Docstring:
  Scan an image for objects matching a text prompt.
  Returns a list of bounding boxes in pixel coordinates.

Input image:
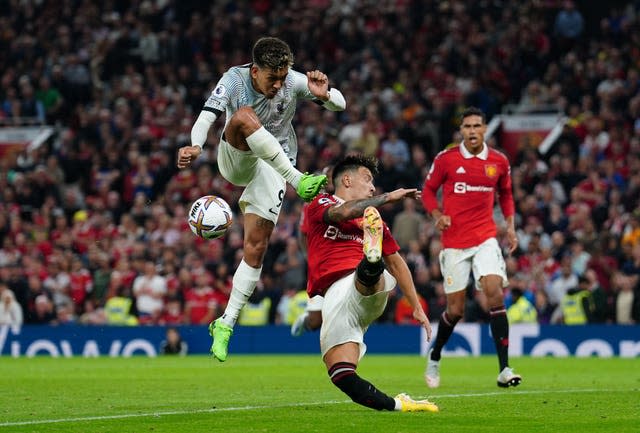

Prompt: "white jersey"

[204,64,316,163]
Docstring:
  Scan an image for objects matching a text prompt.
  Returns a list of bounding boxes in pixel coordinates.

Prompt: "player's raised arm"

[306,70,346,111]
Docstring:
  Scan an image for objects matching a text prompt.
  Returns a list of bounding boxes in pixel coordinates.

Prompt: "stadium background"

[0,0,639,353]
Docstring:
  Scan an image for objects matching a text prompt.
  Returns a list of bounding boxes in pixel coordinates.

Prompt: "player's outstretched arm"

[386,188,420,202]
[325,189,419,224]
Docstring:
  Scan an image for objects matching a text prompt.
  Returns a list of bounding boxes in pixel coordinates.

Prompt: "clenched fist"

[177,145,202,169]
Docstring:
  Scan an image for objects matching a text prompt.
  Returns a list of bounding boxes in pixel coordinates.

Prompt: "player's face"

[460,114,487,154]
[251,65,288,99]
[351,167,376,199]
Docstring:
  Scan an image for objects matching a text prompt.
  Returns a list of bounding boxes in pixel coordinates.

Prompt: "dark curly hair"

[252,37,294,70]
[331,154,379,186]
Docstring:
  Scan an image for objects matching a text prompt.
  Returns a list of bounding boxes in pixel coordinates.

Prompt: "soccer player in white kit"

[422,107,521,388]
[176,37,346,361]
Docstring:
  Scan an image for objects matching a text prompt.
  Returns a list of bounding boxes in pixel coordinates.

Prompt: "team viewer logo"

[454,182,466,193]
[484,164,497,178]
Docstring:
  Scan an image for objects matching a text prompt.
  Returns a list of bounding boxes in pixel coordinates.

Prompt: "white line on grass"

[0,388,626,428]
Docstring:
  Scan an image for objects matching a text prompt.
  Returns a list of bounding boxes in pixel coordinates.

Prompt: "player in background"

[305,154,438,412]
[422,107,521,388]
[290,165,334,337]
[176,37,346,362]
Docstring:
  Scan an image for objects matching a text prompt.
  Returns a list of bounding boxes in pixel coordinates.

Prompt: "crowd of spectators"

[0,0,639,328]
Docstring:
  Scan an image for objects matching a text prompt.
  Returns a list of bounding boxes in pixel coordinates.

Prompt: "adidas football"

[188,195,233,239]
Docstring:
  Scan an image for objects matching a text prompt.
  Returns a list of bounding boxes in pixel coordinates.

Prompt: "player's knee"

[446,291,465,319]
[480,275,503,291]
[486,293,505,308]
[242,236,270,266]
[446,306,464,322]
[243,242,268,266]
[229,106,260,131]
[355,258,384,287]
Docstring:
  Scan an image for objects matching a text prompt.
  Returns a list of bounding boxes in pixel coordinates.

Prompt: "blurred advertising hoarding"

[1,324,638,358]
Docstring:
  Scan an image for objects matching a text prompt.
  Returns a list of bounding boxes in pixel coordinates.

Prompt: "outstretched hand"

[177,145,202,169]
[387,188,421,202]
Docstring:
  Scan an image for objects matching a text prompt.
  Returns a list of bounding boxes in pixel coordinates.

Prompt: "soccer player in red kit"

[422,107,521,388]
[305,154,438,412]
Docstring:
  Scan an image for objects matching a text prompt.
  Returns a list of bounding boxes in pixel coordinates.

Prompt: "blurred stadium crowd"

[0,0,639,328]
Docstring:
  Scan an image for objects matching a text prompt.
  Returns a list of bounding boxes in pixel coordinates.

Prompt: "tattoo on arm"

[325,193,388,223]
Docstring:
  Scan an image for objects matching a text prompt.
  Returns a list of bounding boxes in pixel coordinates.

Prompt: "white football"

[188,195,233,239]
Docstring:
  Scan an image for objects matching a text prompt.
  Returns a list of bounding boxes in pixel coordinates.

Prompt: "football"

[188,195,234,239]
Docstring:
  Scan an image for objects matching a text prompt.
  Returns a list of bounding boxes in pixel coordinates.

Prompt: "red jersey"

[300,203,310,235]
[305,193,400,297]
[422,143,515,249]
[184,286,219,324]
[69,269,93,307]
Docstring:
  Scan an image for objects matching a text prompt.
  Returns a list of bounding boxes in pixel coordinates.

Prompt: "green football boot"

[296,173,327,202]
[209,318,233,362]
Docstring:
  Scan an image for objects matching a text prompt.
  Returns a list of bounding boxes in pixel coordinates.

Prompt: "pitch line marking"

[0,388,631,428]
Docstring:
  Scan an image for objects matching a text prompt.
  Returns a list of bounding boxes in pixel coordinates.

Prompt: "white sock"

[299,311,309,328]
[219,259,262,327]
[246,127,302,187]
[393,398,402,411]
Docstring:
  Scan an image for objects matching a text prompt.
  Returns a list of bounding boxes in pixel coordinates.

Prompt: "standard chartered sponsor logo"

[453,182,494,193]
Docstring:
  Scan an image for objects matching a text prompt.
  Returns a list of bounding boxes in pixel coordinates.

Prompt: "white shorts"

[217,137,286,224]
[439,237,508,294]
[319,270,396,360]
[306,295,323,312]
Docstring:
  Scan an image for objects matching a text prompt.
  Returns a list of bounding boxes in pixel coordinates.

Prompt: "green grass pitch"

[0,355,638,432]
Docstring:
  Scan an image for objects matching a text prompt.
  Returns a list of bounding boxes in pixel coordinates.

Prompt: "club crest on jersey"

[484,164,498,178]
[213,84,226,97]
